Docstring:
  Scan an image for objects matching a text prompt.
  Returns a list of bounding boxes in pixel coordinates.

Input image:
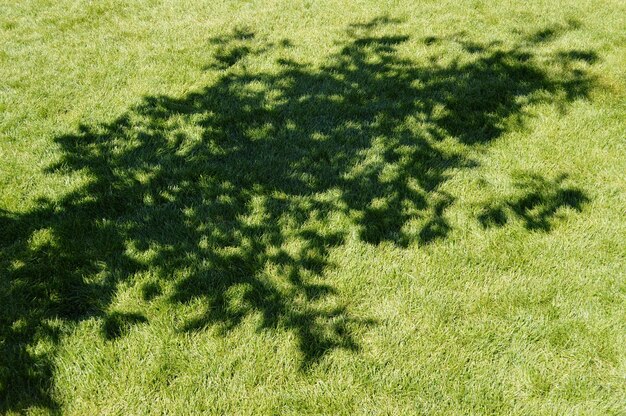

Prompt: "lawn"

[1,0,625,414]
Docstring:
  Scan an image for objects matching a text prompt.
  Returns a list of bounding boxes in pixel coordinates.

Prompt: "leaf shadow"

[0,17,598,412]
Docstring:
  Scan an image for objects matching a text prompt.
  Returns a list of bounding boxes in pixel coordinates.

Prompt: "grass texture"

[1,0,625,414]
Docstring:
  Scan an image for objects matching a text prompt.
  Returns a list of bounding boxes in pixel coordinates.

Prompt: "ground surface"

[1,0,625,414]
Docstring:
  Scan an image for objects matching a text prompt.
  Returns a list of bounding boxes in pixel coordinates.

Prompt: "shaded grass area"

[0,5,623,414]
[478,172,589,231]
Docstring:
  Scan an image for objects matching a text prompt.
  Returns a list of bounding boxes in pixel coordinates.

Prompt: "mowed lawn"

[1,0,625,414]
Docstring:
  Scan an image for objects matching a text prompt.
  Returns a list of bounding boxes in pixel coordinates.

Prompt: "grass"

[1,0,625,414]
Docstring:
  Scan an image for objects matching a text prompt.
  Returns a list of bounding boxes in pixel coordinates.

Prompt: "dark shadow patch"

[423,36,439,46]
[214,45,252,68]
[418,193,454,244]
[141,281,162,301]
[102,312,148,340]
[478,173,589,231]
[556,50,599,64]
[525,19,581,44]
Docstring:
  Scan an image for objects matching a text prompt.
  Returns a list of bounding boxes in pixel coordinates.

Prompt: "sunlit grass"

[1,0,625,414]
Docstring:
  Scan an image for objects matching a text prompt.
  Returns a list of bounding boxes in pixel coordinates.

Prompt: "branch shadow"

[478,172,589,231]
[0,17,596,412]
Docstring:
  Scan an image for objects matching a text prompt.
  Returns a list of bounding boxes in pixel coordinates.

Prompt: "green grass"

[1,0,625,414]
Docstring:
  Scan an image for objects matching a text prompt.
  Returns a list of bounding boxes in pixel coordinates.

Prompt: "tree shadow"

[478,172,589,231]
[102,311,148,340]
[0,17,596,412]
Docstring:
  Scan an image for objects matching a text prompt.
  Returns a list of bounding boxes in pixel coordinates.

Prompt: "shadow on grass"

[478,172,589,230]
[0,17,595,411]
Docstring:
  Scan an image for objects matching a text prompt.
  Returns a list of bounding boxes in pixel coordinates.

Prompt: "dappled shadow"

[102,311,147,340]
[0,17,596,411]
[478,172,589,231]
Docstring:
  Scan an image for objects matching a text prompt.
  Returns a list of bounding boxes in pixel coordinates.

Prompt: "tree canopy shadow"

[0,17,595,412]
[478,172,589,231]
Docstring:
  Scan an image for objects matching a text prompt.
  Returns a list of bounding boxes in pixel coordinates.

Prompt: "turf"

[1,0,625,414]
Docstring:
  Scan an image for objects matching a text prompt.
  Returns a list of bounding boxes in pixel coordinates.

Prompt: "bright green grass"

[1,0,625,414]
